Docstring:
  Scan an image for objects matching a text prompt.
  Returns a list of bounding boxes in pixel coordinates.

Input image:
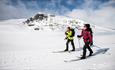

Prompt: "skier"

[64,27,75,51]
[77,24,93,59]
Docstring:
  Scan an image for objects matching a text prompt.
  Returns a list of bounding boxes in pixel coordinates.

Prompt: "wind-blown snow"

[0,19,115,70]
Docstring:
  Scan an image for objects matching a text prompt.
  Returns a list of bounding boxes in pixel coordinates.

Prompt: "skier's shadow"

[92,48,109,56]
[64,48,110,62]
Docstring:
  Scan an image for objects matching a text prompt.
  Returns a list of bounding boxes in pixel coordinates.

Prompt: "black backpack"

[71,28,75,37]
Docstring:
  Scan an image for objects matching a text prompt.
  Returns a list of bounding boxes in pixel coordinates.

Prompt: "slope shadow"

[93,48,109,56]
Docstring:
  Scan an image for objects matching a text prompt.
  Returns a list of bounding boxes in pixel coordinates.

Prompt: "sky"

[0,0,115,28]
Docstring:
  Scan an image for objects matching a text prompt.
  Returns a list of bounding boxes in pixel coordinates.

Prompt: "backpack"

[71,28,75,37]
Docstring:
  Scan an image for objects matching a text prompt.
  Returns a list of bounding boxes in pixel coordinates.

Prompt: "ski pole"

[78,38,81,48]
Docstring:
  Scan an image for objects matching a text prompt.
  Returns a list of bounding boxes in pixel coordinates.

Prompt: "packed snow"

[0,18,115,70]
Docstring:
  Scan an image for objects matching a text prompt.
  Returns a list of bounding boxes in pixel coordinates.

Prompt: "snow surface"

[0,19,115,70]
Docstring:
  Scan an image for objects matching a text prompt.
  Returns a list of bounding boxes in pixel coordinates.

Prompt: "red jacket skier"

[77,24,93,59]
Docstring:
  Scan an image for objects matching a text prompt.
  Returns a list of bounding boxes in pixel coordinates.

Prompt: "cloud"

[66,0,115,28]
[0,0,70,20]
[42,0,70,15]
[66,0,74,5]
[0,0,38,20]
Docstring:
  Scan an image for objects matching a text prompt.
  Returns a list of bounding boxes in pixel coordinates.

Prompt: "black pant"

[82,42,93,57]
[65,39,75,50]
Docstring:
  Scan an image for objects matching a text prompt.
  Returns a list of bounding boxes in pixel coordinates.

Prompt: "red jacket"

[80,29,92,43]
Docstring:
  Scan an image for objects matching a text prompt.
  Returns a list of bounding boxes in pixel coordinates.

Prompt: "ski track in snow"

[0,20,115,70]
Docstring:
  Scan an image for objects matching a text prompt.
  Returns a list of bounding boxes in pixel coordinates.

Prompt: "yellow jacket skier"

[65,27,75,51]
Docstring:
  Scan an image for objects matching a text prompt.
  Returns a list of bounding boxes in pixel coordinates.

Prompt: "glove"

[90,42,93,46]
[77,35,81,38]
[65,32,68,35]
[64,37,67,40]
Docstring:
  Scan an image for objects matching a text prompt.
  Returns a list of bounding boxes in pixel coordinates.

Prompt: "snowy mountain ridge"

[23,13,85,31]
[22,13,115,32]
[0,12,114,32]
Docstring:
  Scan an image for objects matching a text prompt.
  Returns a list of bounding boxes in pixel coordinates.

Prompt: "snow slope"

[0,19,115,70]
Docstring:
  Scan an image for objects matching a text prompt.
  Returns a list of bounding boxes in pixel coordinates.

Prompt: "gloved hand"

[64,37,67,40]
[77,35,81,38]
[65,32,68,35]
[90,42,93,46]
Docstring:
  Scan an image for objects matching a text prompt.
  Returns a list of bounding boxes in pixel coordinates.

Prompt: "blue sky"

[0,0,115,28]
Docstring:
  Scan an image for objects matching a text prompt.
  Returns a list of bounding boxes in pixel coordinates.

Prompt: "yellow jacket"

[66,31,74,40]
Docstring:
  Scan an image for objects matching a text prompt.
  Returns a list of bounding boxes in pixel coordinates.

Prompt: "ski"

[52,50,69,53]
[64,55,95,62]
[64,57,85,62]
[52,50,75,53]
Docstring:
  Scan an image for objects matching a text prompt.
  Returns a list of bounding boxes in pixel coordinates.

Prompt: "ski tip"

[64,60,69,62]
[64,60,67,62]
